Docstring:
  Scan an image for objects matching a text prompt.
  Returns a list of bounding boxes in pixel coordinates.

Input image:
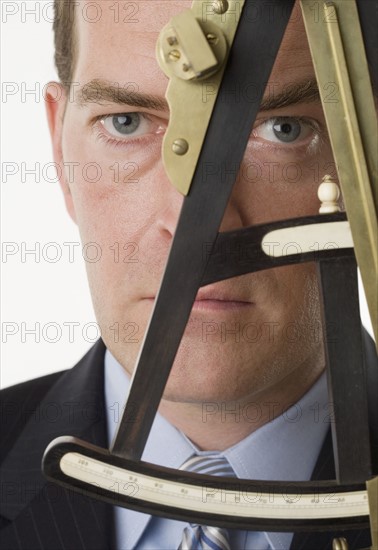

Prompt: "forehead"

[73,0,313,93]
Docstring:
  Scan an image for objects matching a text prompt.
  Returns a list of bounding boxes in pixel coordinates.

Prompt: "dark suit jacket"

[1,337,377,550]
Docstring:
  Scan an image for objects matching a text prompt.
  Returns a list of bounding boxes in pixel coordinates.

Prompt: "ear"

[45,82,77,224]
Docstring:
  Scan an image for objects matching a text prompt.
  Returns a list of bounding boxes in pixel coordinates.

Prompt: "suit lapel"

[0,339,114,549]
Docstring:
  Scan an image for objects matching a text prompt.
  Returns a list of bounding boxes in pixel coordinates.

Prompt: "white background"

[1,1,96,388]
[0,1,374,388]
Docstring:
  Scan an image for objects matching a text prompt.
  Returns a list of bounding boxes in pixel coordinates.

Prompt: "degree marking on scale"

[59,452,369,520]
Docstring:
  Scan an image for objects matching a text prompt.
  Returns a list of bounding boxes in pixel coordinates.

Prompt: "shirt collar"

[222,373,329,550]
[223,372,329,481]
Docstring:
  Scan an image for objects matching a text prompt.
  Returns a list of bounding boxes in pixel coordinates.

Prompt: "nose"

[218,170,250,232]
[219,193,246,232]
[156,167,248,240]
[156,168,184,239]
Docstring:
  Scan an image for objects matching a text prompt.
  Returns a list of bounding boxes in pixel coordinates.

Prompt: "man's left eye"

[253,117,315,144]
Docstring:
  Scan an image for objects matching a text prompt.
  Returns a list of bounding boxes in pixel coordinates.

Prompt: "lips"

[144,286,253,311]
[193,291,253,311]
[195,288,252,304]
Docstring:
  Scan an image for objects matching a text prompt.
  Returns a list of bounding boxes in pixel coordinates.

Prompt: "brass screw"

[206,33,218,45]
[332,538,349,550]
[172,138,189,156]
[167,36,178,46]
[168,49,181,62]
[212,0,229,14]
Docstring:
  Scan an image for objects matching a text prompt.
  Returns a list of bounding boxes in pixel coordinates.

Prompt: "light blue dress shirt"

[104,351,330,549]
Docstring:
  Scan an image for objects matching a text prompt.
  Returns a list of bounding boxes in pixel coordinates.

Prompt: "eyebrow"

[76,79,168,110]
[76,78,320,111]
[259,79,320,111]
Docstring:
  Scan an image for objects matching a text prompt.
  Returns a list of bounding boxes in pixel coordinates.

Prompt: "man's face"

[49,0,334,406]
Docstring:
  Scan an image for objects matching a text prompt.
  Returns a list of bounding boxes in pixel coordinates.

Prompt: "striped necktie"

[178,455,236,550]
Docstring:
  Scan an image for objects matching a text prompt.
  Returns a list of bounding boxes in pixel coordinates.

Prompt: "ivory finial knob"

[318,175,341,214]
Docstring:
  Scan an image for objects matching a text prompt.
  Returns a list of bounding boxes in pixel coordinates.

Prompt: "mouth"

[193,289,253,311]
[144,289,253,312]
[191,298,253,311]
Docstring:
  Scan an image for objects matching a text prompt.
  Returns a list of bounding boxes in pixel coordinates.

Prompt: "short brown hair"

[53,1,76,88]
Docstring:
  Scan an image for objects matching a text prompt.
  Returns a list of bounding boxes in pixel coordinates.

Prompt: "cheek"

[276,263,321,338]
[250,262,319,330]
[234,142,336,224]
[60,110,174,313]
[61,113,163,244]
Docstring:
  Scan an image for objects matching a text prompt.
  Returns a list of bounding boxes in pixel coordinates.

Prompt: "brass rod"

[301,0,378,342]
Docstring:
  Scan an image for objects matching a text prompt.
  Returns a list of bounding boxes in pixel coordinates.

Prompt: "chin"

[162,372,249,405]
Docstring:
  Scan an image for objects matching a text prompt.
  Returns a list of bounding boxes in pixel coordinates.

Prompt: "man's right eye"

[93,112,166,147]
[101,113,145,137]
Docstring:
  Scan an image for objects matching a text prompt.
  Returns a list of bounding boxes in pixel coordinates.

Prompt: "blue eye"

[111,113,141,135]
[95,112,166,146]
[272,118,301,143]
[100,112,150,139]
[253,117,315,145]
